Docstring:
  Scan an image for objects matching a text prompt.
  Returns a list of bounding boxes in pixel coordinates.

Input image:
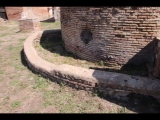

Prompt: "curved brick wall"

[60,7,160,68]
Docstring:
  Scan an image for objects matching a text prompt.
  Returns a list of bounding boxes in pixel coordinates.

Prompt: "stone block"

[18,19,41,31]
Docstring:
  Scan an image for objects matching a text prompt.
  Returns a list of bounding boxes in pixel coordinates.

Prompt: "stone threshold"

[23,30,160,99]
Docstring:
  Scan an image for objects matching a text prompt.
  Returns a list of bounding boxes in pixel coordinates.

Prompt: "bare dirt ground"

[0,20,160,113]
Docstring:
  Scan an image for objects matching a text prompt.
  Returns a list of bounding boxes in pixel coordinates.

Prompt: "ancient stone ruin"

[22,6,160,100]
[4,7,53,21]
[16,7,60,31]
[60,7,160,78]
[54,7,60,21]
[18,11,41,31]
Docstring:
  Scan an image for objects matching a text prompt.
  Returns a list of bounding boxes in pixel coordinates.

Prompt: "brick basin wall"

[23,30,160,99]
[60,7,160,69]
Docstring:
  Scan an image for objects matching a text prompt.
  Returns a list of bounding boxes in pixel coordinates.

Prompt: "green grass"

[32,76,49,90]
[54,53,60,57]
[13,64,25,71]
[11,101,21,108]
[7,45,14,51]
[40,21,61,30]
[59,81,66,89]
[0,26,9,31]
[10,80,20,86]
[39,82,111,113]
[0,33,8,37]
[118,107,126,113]
[99,61,104,66]
[0,70,4,74]
[19,38,26,41]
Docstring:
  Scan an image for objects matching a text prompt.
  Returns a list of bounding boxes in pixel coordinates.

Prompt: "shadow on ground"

[99,91,160,113]
[20,49,28,67]
[40,29,83,60]
[40,17,55,22]
[20,30,160,113]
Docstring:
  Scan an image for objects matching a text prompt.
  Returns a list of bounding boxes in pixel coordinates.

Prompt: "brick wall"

[23,7,50,20]
[60,7,160,69]
[5,7,23,20]
[5,7,52,21]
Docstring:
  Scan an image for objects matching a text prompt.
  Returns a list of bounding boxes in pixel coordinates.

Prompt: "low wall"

[23,30,160,99]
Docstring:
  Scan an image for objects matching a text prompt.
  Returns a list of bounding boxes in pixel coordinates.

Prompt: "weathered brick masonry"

[5,7,23,20]
[60,7,160,69]
[5,7,52,21]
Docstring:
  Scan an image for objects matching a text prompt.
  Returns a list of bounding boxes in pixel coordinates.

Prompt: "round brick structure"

[60,7,160,69]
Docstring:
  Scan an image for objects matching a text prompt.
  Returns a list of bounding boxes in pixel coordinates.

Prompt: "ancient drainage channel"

[23,30,160,102]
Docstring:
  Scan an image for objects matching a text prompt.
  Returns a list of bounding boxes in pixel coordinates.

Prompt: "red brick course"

[60,7,160,69]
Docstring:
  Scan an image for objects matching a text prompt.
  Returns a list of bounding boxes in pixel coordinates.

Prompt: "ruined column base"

[18,18,41,31]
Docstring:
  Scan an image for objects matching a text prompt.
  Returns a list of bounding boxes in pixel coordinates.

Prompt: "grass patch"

[19,38,26,41]
[32,76,49,90]
[7,45,14,51]
[43,100,53,108]
[99,61,105,66]
[19,30,29,33]
[10,80,20,86]
[118,107,126,113]
[0,70,4,74]
[0,33,8,37]
[11,101,21,108]
[14,64,25,71]
[40,21,61,30]
[0,26,9,31]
